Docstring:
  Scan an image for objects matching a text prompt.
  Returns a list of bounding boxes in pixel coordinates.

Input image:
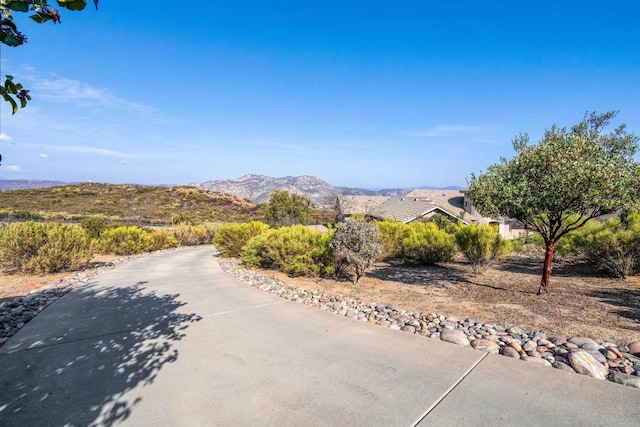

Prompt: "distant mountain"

[335,187,407,197]
[200,174,338,205]
[200,174,463,205]
[0,179,67,191]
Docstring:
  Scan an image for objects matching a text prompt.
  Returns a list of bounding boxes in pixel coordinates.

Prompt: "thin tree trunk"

[537,242,555,295]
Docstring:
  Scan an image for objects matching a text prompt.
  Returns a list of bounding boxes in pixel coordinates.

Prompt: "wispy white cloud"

[7,165,22,172]
[0,133,13,143]
[38,153,50,158]
[405,125,486,138]
[20,68,157,114]
[20,142,134,159]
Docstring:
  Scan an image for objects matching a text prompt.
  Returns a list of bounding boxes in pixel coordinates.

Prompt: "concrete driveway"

[0,246,637,426]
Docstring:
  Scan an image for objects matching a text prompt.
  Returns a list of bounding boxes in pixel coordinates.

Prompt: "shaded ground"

[0,254,120,302]
[262,254,640,345]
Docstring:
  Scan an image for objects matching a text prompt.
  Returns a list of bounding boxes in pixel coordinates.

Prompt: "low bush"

[241,225,333,277]
[400,222,456,265]
[213,221,270,257]
[376,220,409,260]
[455,224,511,274]
[80,215,123,240]
[170,223,220,246]
[0,221,92,274]
[98,226,157,255]
[574,215,640,278]
[330,218,382,284]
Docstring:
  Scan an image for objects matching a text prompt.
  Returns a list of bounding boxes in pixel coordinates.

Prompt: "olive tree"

[263,190,311,227]
[467,111,640,294]
[1,0,98,113]
[330,217,382,285]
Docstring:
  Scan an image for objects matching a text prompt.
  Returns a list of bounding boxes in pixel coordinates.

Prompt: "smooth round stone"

[508,326,526,336]
[607,347,624,359]
[538,339,555,349]
[440,329,470,346]
[568,350,608,380]
[500,347,521,359]
[471,339,500,353]
[568,336,597,347]
[604,350,618,360]
[565,343,579,350]
[527,350,542,358]
[509,341,522,353]
[627,341,640,356]
[548,336,567,346]
[523,340,537,352]
[587,350,607,364]
[580,342,604,351]
[609,371,640,389]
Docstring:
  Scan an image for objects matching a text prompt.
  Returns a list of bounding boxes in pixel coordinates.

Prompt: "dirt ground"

[0,255,121,303]
[2,252,639,346]
[263,254,640,346]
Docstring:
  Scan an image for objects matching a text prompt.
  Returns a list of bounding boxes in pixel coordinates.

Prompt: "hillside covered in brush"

[0,183,259,224]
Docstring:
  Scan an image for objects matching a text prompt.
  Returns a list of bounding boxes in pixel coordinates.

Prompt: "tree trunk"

[537,242,555,295]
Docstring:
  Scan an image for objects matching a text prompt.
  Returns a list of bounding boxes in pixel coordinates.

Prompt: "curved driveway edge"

[0,246,637,426]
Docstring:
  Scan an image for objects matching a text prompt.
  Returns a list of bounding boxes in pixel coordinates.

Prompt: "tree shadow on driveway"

[0,282,201,426]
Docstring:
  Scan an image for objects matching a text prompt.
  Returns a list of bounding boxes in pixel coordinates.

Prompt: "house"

[335,189,526,238]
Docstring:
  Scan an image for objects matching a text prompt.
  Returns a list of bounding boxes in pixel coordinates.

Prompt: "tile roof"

[336,195,389,215]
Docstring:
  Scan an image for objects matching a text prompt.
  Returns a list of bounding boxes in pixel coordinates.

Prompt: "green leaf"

[19,96,27,108]
[30,13,52,24]
[5,1,29,12]
[7,95,18,114]
[0,34,22,47]
[57,0,87,11]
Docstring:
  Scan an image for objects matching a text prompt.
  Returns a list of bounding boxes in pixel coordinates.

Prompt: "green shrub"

[150,229,180,251]
[400,222,456,265]
[80,215,123,240]
[241,225,333,277]
[213,221,270,257]
[376,220,409,260]
[170,223,219,246]
[455,224,511,274]
[98,226,156,255]
[574,215,640,278]
[0,221,92,274]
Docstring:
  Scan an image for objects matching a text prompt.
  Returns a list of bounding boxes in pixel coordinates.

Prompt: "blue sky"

[1,1,639,188]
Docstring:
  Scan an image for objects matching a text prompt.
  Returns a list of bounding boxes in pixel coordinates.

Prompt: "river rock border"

[219,257,640,390]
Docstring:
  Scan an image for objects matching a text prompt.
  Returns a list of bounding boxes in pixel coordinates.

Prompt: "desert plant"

[454,224,512,274]
[150,229,180,251]
[329,218,382,284]
[400,222,456,265]
[375,220,409,260]
[98,226,156,255]
[241,225,333,277]
[0,221,92,274]
[574,215,640,278]
[80,215,123,240]
[212,221,270,257]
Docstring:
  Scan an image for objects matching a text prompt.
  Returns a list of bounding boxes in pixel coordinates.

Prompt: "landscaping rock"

[627,341,640,356]
[569,351,608,380]
[440,329,470,347]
